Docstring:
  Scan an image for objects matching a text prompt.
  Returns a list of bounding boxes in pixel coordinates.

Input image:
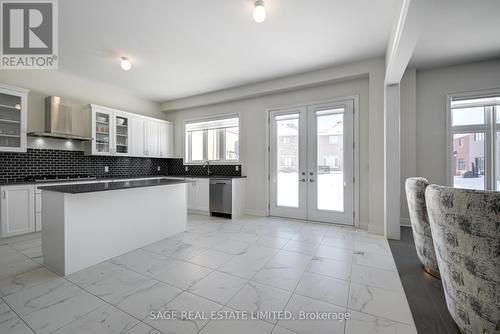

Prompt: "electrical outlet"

[235,165,239,171]
[104,166,109,173]
[157,166,161,171]
[185,166,189,172]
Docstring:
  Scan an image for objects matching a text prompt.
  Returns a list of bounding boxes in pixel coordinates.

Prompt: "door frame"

[265,95,360,227]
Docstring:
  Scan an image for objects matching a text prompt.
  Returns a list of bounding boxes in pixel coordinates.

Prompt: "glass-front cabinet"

[89,104,172,158]
[0,85,28,152]
[94,109,111,154]
[114,113,129,155]
[90,105,131,156]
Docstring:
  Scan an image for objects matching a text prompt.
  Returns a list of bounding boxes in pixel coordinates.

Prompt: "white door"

[1,185,35,237]
[269,108,308,219]
[269,100,355,225]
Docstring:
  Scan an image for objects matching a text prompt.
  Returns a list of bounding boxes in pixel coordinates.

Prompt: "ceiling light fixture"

[120,57,132,71]
[253,0,266,23]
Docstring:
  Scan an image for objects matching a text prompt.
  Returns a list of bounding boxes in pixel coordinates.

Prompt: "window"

[185,116,239,163]
[474,133,484,142]
[449,93,500,190]
[457,158,466,171]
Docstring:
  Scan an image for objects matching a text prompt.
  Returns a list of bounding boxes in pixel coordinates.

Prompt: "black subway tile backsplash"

[167,158,241,177]
[0,149,241,184]
[0,149,168,183]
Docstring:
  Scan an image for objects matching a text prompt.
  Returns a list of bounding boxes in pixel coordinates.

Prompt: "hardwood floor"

[388,226,459,334]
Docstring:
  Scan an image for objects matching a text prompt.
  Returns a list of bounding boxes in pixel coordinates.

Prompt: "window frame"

[183,114,241,165]
[446,89,500,190]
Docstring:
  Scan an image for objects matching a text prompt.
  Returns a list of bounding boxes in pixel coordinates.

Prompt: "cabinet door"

[130,116,145,157]
[195,178,210,212]
[1,185,35,238]
[159,122,173,158]
[114,112,130,156]
[0,86,28,152]
[187,179,196,210]
[145,120,159,157]
[92,107,112,155]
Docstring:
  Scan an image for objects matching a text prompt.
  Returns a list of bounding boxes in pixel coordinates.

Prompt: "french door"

[269,100,354,225]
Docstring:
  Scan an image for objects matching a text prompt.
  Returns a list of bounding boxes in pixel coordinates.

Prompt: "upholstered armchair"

[405,177,440,278]
[425,185,500,334]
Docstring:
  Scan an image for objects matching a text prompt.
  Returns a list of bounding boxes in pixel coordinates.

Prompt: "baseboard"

[244,209,267,217]
[188,209,209,216]
[400,218,411,227]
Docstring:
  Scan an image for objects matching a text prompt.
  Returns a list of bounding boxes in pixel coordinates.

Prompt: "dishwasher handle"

[210,179,232,185]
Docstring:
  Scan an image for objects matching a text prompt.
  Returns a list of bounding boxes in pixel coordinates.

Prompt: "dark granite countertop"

[167,175,247,179]
[38,178,188,194]
[0,174,247,186]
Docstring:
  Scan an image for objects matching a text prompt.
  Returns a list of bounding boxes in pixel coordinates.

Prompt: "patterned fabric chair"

[405,177,440,278]
[425,185,500,334]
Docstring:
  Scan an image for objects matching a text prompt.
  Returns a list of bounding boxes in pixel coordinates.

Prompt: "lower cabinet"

[0,185,35,238]
[187,178,210,214]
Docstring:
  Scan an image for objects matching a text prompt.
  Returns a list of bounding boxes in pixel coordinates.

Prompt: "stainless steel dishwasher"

[209,179,232,218]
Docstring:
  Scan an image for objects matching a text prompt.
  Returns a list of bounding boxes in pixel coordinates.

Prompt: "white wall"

[415,59,500,187]
[164,76,383,231]
[399,68,416,225]
[0,70,163,134]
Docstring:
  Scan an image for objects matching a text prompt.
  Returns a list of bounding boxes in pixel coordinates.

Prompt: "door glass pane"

[0,93,21,148]
[95,112,110,153]
[452,133,485,190]
[452,107,484,126]
[115,116,128,154]
[276,114,299,208]
[316,110,344,212]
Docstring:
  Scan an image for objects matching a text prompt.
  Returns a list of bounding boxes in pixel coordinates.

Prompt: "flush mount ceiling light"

[120,57,132,71]
[15,103,21,110]
[253,0,266,23]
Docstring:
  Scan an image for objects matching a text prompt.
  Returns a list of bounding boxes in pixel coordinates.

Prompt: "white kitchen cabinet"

[186,178,210,214]
[0,84,28,152]
[90,105,131,156]
[0,185,35,238]
[159,121,173,158]
[145,119,160,157]
[130,116,145,157]
[89,104,173,159]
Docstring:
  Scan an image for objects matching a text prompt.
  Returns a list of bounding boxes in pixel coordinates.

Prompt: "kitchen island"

[39,178,188,275]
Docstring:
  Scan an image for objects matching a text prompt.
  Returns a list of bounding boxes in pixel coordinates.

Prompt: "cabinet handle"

[2,191,6,199]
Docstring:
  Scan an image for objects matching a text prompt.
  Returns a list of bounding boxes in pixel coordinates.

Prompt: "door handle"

[299,179,306,182]
[309,179,315,182]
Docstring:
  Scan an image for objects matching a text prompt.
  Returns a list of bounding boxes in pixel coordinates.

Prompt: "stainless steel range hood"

[28,96,92,141]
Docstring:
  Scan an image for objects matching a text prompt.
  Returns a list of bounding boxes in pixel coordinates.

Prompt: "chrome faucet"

[203,160,211,175]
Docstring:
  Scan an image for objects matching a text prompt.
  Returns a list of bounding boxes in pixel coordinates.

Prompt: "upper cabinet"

[159,122,173,158]
[89,104,173,158]
[0,84,28,152]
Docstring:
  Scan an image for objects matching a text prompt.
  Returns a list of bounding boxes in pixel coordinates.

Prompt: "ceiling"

[58,1,500,103]
[410,0,500,69]
[59,0,401,102]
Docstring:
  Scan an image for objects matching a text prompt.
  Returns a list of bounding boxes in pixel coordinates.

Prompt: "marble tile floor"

[0,215,417,334]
